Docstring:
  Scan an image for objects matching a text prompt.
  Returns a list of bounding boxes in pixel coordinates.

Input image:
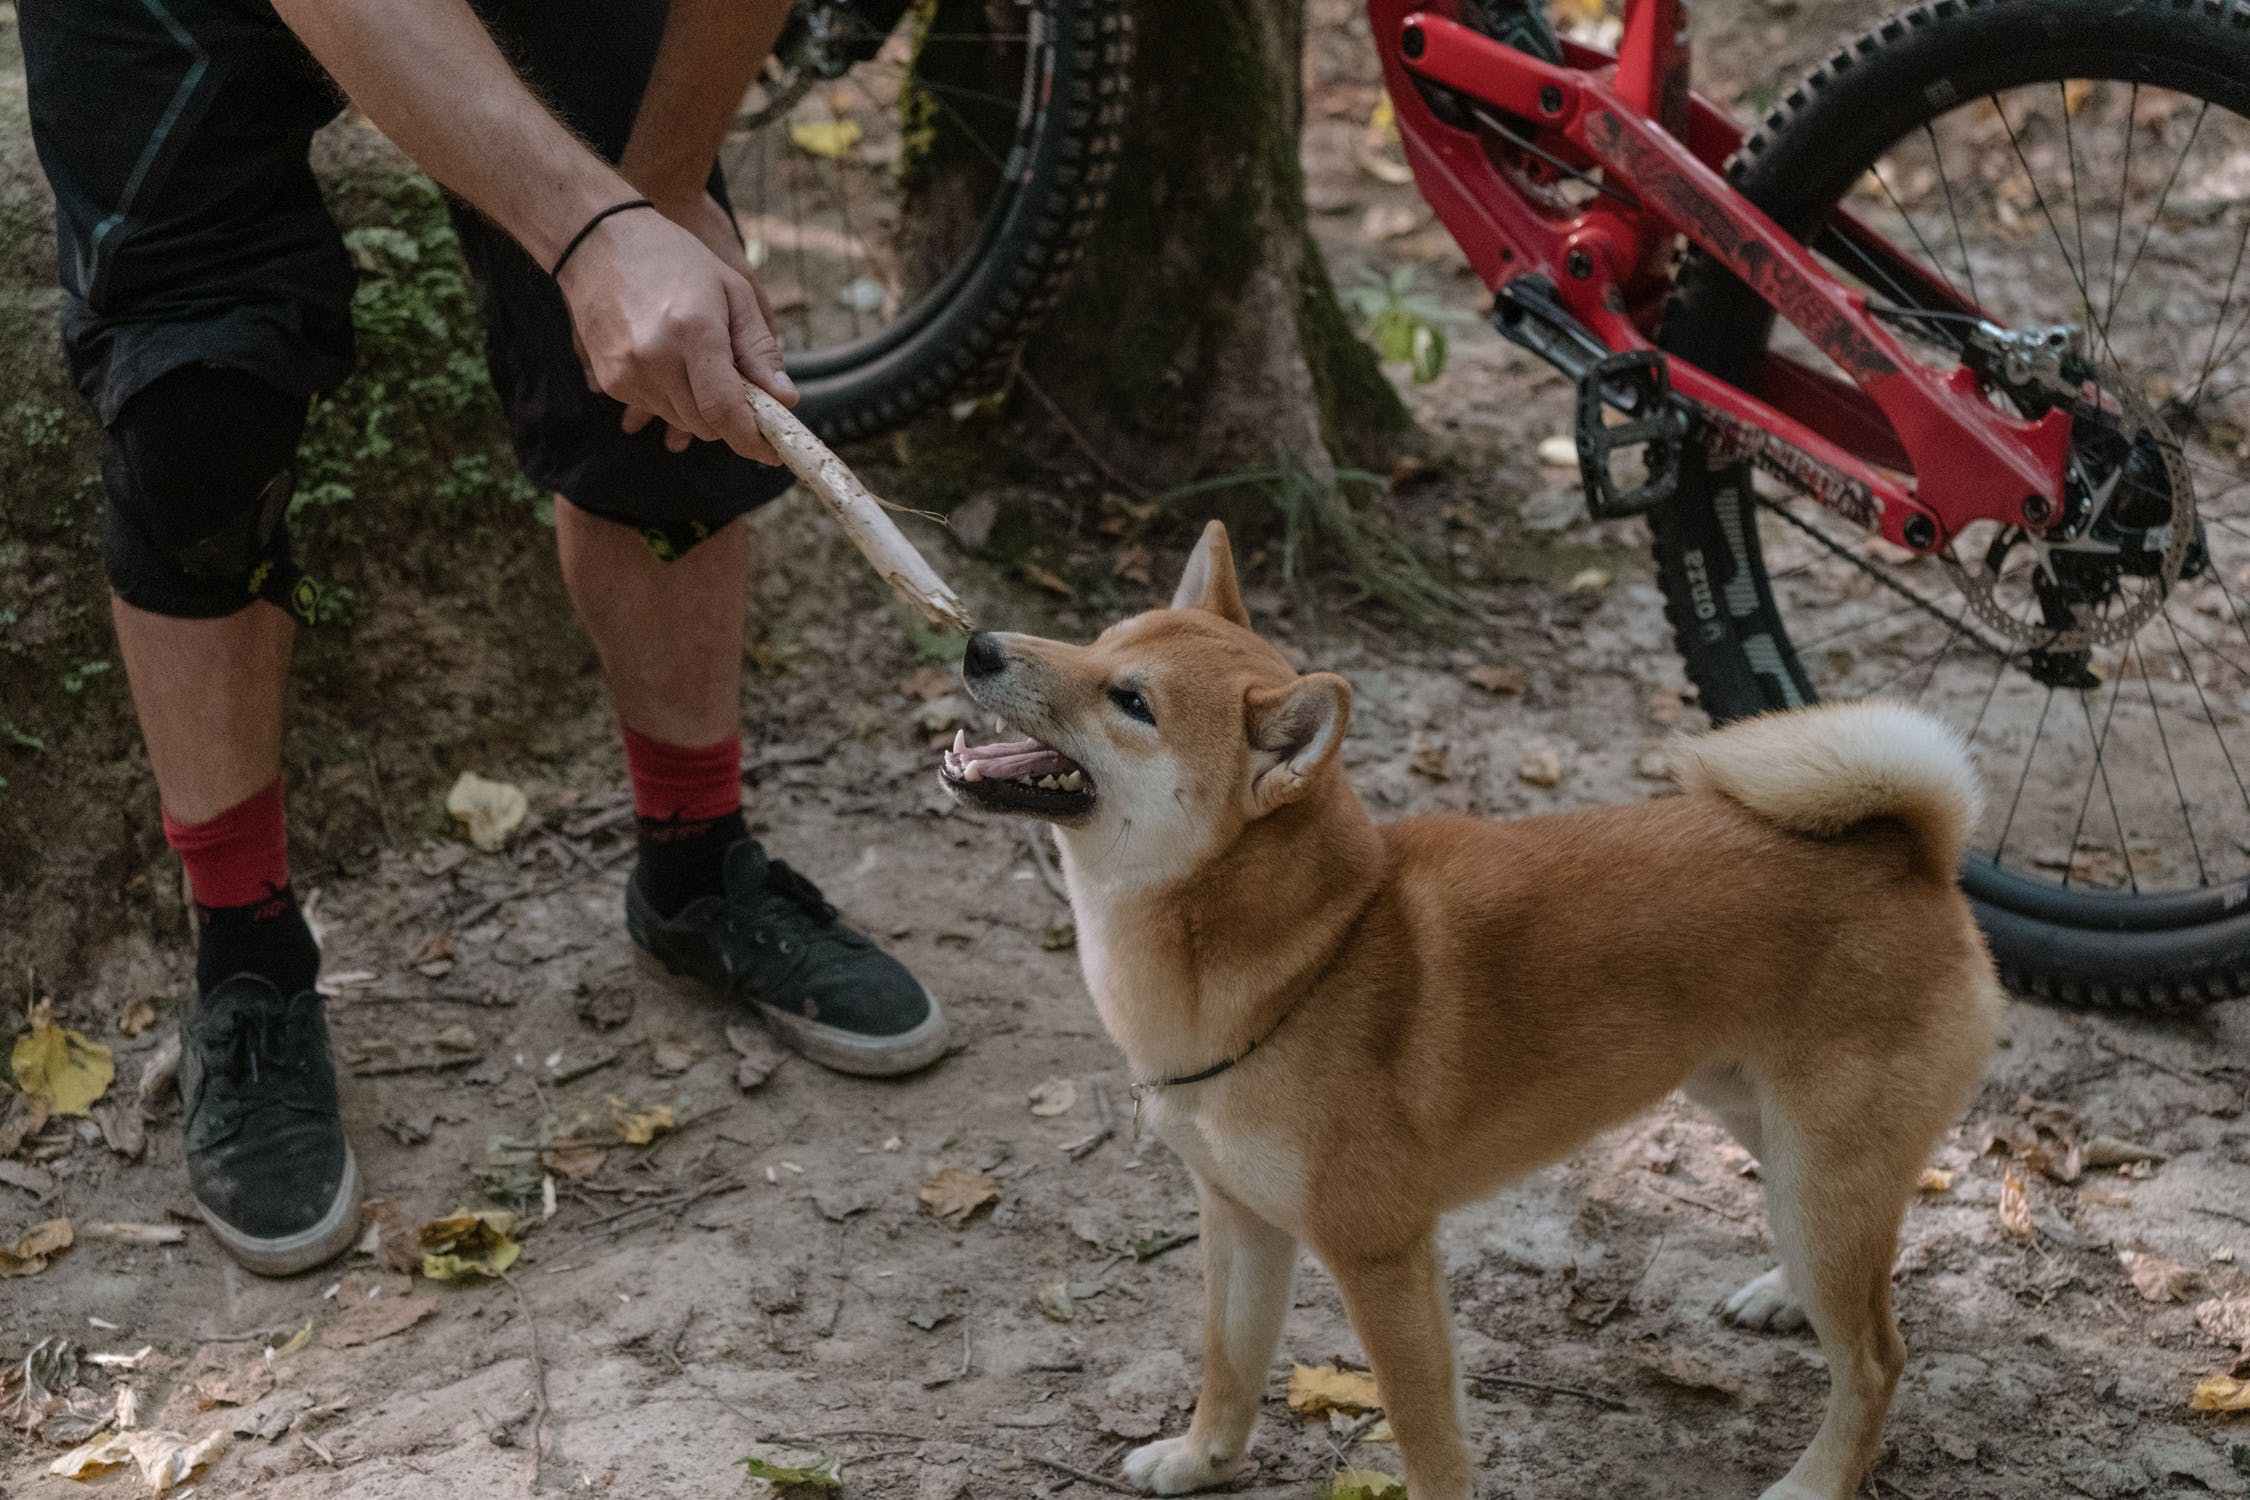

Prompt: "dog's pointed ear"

[1170,520,1250,627]
[1244,673,1351,814]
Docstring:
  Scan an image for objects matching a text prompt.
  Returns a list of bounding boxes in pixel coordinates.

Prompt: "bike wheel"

[1656,0,2250,1008]
[722,0,1129,439]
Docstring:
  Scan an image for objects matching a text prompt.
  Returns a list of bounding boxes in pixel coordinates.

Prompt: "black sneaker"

[626,839,949,1077]
[178,977,362,1276]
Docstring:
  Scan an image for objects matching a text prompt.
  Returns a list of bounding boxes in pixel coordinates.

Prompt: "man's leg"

[557,498,754,919]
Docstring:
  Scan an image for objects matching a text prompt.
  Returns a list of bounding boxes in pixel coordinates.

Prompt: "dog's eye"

[1108,686,1156,726]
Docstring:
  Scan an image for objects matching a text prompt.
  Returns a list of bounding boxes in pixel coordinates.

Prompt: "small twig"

[1585,1232,1666,1329]
[584,1176,744,1233]
[364,749,398,849]
[499,1272,551,1490]
[1467,1371,1635,1413]
[2077,1027,2223,1088]
[1017,369,1152,501]
[2193,1204,2250,1229]
[1014,1449,1140,1496]
[1064,1080,1115,1161]
[960,1321,973,1380]
[1646,1180,1750,1224]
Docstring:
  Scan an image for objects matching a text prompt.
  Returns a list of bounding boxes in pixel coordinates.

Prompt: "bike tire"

[1654,0,2250,1009]
[773,1,1130,441]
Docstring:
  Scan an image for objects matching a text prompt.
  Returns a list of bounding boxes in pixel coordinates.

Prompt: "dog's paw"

[1721,1266,1808,1333]
[1122,1437,1248,1495]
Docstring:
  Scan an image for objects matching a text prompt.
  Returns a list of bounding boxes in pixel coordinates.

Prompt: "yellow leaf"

[918,1166,999,1225]
[1918,1167,1954,1193]
[2190,1372,2250,1413]
[417,1208,521,1281]
[608,1095,675,1146]
[789,120,863,159]
[272,1320,315,1356]
[1331,1468,1408,1499]
[50,1427,228,1490]
[11,1001,115,1116]
[0,1217,73,1277]
[1554,0,1609,24]
[1288,1363,1384,1417]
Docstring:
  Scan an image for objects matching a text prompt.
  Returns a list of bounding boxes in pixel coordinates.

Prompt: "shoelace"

[195,997,326,1122]
[762,858,838,925]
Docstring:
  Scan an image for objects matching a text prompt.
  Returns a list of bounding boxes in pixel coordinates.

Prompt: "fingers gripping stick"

[742,382,976,634]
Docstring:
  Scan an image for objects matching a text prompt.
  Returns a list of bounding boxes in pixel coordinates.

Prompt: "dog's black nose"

[962,631,1006,680]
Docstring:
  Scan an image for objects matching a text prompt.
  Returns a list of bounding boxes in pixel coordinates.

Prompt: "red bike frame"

[1373,0,2075,552]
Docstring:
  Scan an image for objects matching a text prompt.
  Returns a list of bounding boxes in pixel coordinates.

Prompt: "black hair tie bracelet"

[551,198,655,279]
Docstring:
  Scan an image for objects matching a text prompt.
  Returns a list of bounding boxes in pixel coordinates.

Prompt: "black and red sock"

[623,726,747,919]
[162,777,320,998]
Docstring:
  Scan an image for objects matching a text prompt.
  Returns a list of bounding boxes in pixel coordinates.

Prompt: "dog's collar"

[1128,999,1301,1136]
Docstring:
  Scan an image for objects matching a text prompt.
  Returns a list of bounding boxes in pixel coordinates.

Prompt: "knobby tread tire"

[791,2,1131,441]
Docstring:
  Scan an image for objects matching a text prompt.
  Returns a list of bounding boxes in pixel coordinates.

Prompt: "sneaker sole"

[197,1146,364,1277]
[631,947,952,1078]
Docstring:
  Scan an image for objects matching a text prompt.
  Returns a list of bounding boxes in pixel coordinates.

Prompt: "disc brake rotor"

[1941,373,2194,652]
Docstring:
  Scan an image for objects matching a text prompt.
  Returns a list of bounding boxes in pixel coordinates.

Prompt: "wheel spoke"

[1994,685,2057,864]
[2132,636,2211,885]
[1924,121,1982,313]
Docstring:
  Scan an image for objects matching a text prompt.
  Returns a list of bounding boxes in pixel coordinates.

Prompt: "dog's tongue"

[950,730,1073,782]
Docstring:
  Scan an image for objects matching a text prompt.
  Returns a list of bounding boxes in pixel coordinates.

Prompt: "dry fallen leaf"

[1028,1078,1078,1117]
[118,1000,159,1039]
[726,1023,782,1092]
[650,1041,694,1077]
[1465,664,1529,695]
[0,1217,73,1277]
[51,1427,229,1492]
[1518,746,1565,788]
[1535,434,1577,468]
[1288,1363,1384,1418]
[325,1293,439,1349]
[608,1096,675,1146]
[1566,567,1612,594]
[2190,1372,2250,1413]
[359,1198,422,1276]
[417,1208,522,1281]
[1021,562,1075,599]
[2082,1134,2168,1169]
[787,119,862,159]
[1037,1280,1076,1323]
[11,1001,115,1117]
[1331,1468,1408,1500]
[444,771,528,852]
[2120,1249,2197,1304]
[918,1167,999,1226]
[1998,1163,2035,1240]
[1918,1167,1954,1194]
[193,1357,274,1410]
[2196,1293,2250,1354]
[1408,737,1451,781]
[542,1144,609,1181]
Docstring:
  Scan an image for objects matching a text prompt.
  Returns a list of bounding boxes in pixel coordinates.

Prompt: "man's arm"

[271,0,793,463]
[620,0,794,212]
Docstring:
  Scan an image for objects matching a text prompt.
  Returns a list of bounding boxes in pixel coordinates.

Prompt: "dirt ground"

[10,2,2250,1498]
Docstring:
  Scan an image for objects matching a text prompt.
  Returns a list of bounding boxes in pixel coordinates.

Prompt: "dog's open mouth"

[939,728,1097,818]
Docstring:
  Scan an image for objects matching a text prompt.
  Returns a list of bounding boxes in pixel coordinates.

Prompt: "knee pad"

[101,364,310,618]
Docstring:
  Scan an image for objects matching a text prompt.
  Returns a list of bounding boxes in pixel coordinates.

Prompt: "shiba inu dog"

[941,521,2002,1500]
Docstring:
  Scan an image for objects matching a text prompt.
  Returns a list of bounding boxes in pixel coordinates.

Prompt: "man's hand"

[556,206,796,466]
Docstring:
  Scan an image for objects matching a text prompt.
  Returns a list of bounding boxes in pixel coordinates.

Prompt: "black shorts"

[21,0,793,553]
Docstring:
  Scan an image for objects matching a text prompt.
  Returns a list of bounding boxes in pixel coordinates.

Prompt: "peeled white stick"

[744,382,975,633]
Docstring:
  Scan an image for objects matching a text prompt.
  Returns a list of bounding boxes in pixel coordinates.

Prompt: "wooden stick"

[745,384,975,633]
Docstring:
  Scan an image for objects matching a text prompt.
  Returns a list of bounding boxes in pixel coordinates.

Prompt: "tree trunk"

[1018,0,1410,528]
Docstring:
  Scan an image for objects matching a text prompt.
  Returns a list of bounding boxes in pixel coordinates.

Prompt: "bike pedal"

[1574,351,1691,520]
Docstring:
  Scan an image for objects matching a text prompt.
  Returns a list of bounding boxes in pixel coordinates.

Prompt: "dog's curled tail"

[1671,701,1983,881]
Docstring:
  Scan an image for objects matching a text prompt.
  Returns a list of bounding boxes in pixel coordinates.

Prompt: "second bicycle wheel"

[722,0,1128,438]
[1657,0,2250,1007]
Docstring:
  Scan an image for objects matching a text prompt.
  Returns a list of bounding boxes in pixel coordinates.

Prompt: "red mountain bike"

[1374,0,2250,1009]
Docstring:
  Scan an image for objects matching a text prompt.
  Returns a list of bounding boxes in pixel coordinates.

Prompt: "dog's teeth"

[1038,775,1060,790]
[952,728,967,757]
[1059,771,1083,791]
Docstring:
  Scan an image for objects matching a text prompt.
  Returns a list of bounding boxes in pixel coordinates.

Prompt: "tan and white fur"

[946,522,2003,1500]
